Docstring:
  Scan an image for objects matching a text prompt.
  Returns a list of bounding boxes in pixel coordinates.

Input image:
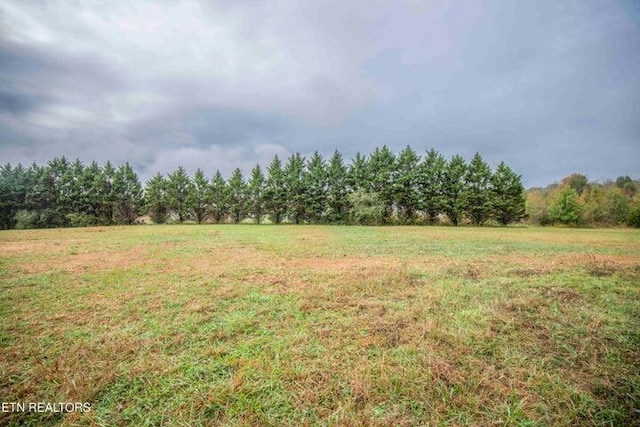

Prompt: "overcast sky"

[1,0,639,187]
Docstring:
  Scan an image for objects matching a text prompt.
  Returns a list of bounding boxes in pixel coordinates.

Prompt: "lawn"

[1,225,639,426]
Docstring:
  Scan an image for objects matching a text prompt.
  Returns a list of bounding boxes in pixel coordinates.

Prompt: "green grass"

[1,225,639,426]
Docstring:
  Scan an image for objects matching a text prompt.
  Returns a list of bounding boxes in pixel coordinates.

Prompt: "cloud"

[0,0,639,187]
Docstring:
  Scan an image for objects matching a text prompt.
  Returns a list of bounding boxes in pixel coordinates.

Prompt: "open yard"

[1,225,639,426]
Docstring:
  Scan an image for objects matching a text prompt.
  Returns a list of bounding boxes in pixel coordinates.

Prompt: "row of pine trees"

[0,146,526,229]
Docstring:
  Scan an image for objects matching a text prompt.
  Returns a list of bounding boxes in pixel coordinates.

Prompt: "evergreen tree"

[442,155,467,226]
[65,159,87,216]
[227,168,247,223]
[23,163,53,228]
[145,174,169,224]
[394,146,420,223]
[166,166,193,222]
[47,157,71,226]
[465,152,492,225]
[210,170,229,223]
[264,155,287,224]
[188,169,212,224]
[490,162,526,225]
[247,164,266,223]
[83,161,104,224]
[417,149,446,224]
[112,163,143,224]
[326,150,349,223]
[347,152,369,192]
[99,161,116,225]
[367,145,396,221]
[0,163,30,229]
[305,151,328,223]
[284,153,307,224]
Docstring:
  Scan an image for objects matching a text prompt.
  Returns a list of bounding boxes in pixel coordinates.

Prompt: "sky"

[1,0,639,188]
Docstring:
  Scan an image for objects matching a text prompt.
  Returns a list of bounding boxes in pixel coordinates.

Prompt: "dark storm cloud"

[0,0,638,186]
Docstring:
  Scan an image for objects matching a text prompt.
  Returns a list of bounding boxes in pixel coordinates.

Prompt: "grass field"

[1,225,639,426]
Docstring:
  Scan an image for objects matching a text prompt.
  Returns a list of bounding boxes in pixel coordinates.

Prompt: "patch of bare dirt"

[16,246,150,275]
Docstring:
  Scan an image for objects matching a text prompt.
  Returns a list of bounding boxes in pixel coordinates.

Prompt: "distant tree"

[188,169,212,224]
[84,161,105,224]
[367,145,396,221]
[112,163,143,224]
[247,164,265,223]
[582,184,607,225]
[563,173,589,196]
[490,161,526,225]
[283,153,307,224]
[615,175,632,189]
[417,149,446,224]
[166,166,193,223]
[627,204,640,228]
[305,151,328,223]
[99,161,117,225]
[47,157,72,227]
[210,170,229,223]
[606,190,631,225]
[227,168,247,223]
[550,188,582,225]
[465,152,492,225]
[326,150,349,223]
[623,181,638,198]
[347,152,369,192]
[525,188,552,226]
[264,155,287,224]
[145,174,169,224]
[442,155,467,226]
[0,163,30,229]
[64,159,87,218]
[394,146,420,223]
[23,163,54,228]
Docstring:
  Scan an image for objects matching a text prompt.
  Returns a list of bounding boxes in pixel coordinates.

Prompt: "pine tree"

[227,168,247,223]
[284,153,307,224]
[465,152,492,225]
[305,151,328,223]
[347,152,369,192]
[247,164,266,223]
[47,157,71,227]
[166,166,193,223]
[394,146,420,223]
[442,155,467,226]
[417,149,446,224]
[491,162,526,225]
[210,170,229,223]
[99,161,116,225]
[83,161,104,224]
[145,174,169,224]
[264,156,287,224]
[112,163,143,225]
[0,163,31,229]
[367,146,396,221]
[326,150,349,223]
[188,169,212,224]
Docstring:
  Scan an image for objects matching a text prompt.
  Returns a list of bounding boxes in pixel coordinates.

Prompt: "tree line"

[526,173,640,227]
[0,146,527,229]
